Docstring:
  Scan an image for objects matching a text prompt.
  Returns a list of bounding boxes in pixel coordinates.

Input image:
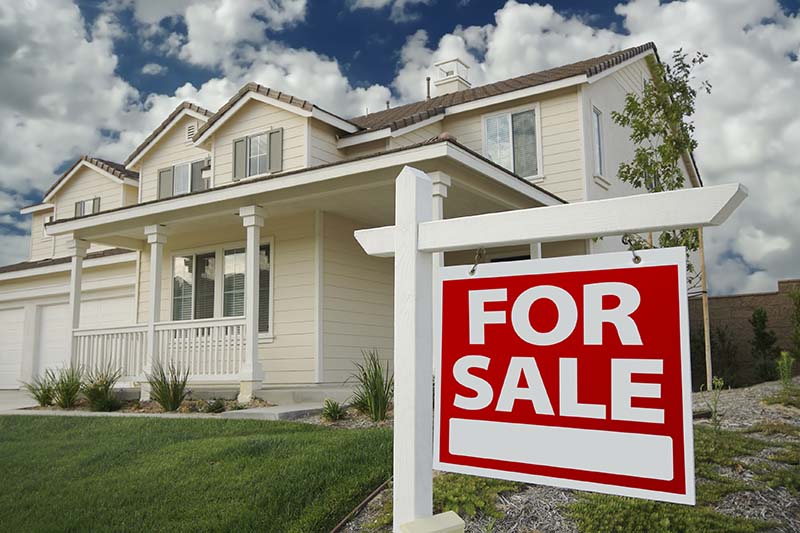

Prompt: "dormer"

[124,102,213,203]
[191,83,359,187]
[433,59,471,96]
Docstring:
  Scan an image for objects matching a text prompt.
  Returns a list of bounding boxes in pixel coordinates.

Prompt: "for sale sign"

[433,247,695,504]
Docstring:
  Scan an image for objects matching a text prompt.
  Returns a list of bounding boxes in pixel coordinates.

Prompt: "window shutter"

[268,129,283,173]
[158,168,174,199]
[92,197,101,214]
[74,201,82,218]
[191,160,205,192]
[233,138,247,181]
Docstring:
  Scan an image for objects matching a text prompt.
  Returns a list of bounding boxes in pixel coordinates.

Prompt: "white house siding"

[212,100,307,186]
[139,115,210,203]
[0,259,137,388]
[136,212,317,385]
[388,121,443,149]
[29,211,56,261]
[322,213,393,383]
[308,120,345,166]
[443,87,585,202]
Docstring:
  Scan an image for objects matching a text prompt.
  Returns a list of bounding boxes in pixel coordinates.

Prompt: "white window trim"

[168,236,275,341]
[481,102,544,182]
[592,105,604,179]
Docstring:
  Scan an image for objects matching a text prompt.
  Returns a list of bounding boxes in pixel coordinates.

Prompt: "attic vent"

[186,122,197,142]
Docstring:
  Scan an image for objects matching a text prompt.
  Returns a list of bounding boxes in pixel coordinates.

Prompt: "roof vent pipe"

[386,100,390,110]
[426,76,431,100]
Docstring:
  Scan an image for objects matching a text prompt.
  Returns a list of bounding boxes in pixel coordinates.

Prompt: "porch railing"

[154,317,246,378]
[72,317,246,381]
[73,324,148,379]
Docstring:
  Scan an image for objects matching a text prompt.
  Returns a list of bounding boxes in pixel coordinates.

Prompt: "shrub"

[203,398,226,414]
[433,473,520,518]
[321,399,345,421]
[777,350,796,391]
[82,366,122,412]
[350,349,393,422]
[146,361,189,412]
[790,288,800,359]
[23,369,56,407]
[710,326,740,387]
[53,366,83,408]
[701,376,725,434]
[749,307,780,382]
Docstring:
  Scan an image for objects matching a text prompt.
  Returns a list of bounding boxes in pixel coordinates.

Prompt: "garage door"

[36,303,70,375]
[35,295,135,377]
[0,308,25,389]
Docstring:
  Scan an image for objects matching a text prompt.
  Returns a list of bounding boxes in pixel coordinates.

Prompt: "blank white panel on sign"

[449,418,674,480]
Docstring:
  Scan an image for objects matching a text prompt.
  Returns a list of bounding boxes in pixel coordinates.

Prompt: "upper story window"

[74,198,100,218]
[232,129,283,181]
[158,159,210,199]
[592,106,604,177]
[483,107,541,180]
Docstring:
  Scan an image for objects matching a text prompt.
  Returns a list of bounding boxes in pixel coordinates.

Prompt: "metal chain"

[621,234,642,264]
[468,248,486,276]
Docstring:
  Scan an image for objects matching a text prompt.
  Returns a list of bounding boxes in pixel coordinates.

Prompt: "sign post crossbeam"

[355,181,747,257]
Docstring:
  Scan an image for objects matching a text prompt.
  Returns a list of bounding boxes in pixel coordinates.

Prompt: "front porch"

[50,142,562,402]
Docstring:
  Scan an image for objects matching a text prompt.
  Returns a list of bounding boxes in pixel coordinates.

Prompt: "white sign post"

[355,166,746,532]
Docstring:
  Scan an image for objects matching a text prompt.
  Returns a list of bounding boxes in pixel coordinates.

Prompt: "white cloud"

[349,0,433,22]
[141,63,167,75]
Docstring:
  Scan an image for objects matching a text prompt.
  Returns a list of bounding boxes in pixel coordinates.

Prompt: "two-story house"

[0,43,700,402]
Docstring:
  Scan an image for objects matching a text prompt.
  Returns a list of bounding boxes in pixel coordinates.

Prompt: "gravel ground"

[338,378,799,533]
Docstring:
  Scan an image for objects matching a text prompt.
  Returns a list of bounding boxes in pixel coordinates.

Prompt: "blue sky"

[1,0,799,295]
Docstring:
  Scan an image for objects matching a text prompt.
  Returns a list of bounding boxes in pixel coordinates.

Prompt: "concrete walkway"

[0,390,36,413]
[0,390,322,421]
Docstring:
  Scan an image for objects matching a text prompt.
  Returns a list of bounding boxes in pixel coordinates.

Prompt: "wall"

[136,212,318,385]
[139,114,210,203]
[212,99,307,186]
[322,212,394,383]
[443,87,584,202]
[308,119,345,166]
[688,279,800,386]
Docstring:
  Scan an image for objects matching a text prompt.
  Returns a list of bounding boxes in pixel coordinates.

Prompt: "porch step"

[220,402,323,421]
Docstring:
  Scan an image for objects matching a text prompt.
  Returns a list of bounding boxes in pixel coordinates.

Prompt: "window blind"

[223,248,246,317]
[172,256,194,321]
[258,244,271,332]
[485,114,512,170]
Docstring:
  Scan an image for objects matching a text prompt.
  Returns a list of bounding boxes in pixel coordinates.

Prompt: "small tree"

[611,49,711,288]
[749,307,780,382]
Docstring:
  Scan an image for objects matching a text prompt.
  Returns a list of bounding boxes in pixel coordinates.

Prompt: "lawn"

[0,415,392,532]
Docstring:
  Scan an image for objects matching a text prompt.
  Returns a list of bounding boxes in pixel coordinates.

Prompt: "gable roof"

[348,42,657,134]
[191,82,360,145]
[40,155,139,203]
[0,248,133,276]
[123,101,212,167]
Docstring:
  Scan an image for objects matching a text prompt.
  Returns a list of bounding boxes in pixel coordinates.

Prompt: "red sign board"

[433,248,695,504]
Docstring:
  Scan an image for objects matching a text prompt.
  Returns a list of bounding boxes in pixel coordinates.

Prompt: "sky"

[0,0,799,296]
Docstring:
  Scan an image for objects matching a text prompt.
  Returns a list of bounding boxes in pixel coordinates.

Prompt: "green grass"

[0,415,392,532]
[763,386,800,408]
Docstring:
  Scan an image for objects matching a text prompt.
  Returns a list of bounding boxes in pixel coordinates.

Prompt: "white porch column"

[239,206,265,402]
[142,224,167,401]
[66,238,89,366]
[393,167,434,531]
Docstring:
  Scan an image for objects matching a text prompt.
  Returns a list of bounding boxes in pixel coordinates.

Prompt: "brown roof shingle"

[123,101,213,166]
[348,43,657,133]
[0,248,134,275]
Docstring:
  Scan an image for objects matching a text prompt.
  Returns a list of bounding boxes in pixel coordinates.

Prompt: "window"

[74,198,100,218]
[592,106,604,177]
[232,129,283,180]
[171,243,272,333]
[158,159,210,199]
[484,108,539,179]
